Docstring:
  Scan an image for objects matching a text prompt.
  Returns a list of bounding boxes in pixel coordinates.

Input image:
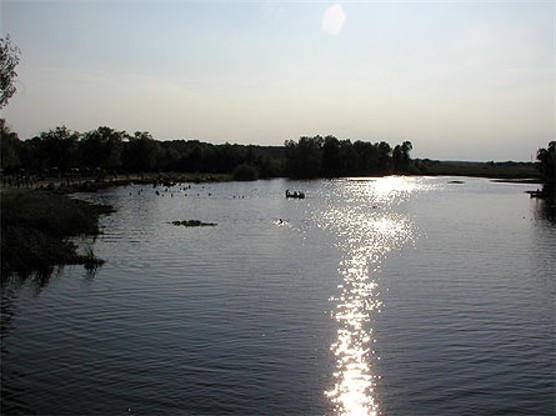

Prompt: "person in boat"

[285,189,305,198]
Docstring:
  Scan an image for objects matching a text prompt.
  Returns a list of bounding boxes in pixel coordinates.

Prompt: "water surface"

[1,177,554,415]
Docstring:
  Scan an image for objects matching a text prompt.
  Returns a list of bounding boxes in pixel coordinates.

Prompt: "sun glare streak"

[321,177,419,416]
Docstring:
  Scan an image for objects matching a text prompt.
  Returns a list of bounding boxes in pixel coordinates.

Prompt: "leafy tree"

[322,136,341,177]
[232,163,258,181]
[34,126,80,172]
[536,141,555,197]
[377,141,392,172]
[0,119,21,172]
[285,136,323,179]
[353,140,378,175]
[0,34,20,109]
[122,131,162,172]
[80,126,125,170]
[392,140,413,172]
[339,139,357,176]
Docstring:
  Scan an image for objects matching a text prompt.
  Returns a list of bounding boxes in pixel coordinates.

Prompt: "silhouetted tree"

[80,126,125,170]
[33,126,80,172]
[536,141,555,197]
[0,35,20,109]
[0,119,21,172]
[322,136,341,177]
[377,141,392,172]
[339,139,357,176]
[122,131,162,172]
[232,163,258,181]
[392,140,413,172]
[353,140,378,175]
[285,136,323,179]
[284,135,405,178]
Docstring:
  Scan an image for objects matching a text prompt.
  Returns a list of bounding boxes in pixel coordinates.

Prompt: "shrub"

[232,164,258,181]
[1,190,113,276]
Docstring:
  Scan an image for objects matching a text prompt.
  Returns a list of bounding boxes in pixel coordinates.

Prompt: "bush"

[1,190,113,276]
[232,164,258,181]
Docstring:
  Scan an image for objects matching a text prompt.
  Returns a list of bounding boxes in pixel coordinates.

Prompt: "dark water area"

[1,177,554,415]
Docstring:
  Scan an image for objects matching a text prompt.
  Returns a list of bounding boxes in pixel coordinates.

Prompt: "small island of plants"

[171,220,217,227]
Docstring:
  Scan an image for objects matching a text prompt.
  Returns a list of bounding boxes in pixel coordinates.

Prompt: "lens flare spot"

[322,3,346,35]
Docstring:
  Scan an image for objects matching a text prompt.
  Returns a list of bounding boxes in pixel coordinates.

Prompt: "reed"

[1,190,114,276]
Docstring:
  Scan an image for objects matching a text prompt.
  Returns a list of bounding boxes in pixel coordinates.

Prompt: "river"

[1,176,554,415]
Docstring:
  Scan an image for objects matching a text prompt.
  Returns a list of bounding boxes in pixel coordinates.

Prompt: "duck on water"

[285,189,305,199]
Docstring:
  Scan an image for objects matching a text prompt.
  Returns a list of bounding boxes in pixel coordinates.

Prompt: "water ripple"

[316,177,422,415]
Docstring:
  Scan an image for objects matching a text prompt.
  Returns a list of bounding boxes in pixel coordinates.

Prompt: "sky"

[1,0,554,161]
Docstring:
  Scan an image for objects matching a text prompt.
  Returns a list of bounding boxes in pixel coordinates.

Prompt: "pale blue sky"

[1,1,554,161]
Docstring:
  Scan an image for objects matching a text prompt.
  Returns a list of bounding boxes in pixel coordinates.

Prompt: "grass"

[1,190,114,276]
[413,160,540,180]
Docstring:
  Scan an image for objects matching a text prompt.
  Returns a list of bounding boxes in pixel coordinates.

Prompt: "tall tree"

[80,126,125,170]
[0,119,21,172]
[284,136,323,179]
[0,35,21,109]
[322,135,341,177]
[122,131,162,172]
[35,126,80,172]
[536,141,555,197]
[392,140,413,172]
[377,141,392,172]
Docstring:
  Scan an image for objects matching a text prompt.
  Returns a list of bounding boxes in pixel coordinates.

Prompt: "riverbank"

[1,190,114,276]
[414,160,539,180]
[1,160,540,193]
[1,172,233,193]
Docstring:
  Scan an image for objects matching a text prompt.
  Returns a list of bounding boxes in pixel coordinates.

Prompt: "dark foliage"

[232,163,259,181]
[0,34,20,109]
[284,135,408,179]
[536,141,555,198]
[0,121,286,179]
[1,120,415,180]
[1,191,114,275]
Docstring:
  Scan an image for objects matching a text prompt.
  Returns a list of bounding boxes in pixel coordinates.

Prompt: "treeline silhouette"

[1,120,415,180]
[0,121,283,179]
[285,135,412,178]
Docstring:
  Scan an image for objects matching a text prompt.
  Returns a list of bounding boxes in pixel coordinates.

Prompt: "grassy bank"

[1,190,114,276]
[1,172,234,193]
[413,160,540,180]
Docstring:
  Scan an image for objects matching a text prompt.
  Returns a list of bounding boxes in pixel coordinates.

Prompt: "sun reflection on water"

[321,177,420,415]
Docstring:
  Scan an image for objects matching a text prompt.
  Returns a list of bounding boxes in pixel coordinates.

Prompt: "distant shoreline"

[0,167,540,194]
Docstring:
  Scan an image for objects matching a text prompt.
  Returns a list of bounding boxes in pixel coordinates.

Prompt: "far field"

[414,160,539,181]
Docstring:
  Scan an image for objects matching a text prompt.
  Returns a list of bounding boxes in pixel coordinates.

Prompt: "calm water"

[1,176,554,415]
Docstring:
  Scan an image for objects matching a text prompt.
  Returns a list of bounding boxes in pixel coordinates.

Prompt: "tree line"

[0,121,284,180]
[285,135,413,179]
[0,120,415,180]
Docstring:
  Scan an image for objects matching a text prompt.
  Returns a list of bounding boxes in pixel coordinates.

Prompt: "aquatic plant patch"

[170,220,217,227]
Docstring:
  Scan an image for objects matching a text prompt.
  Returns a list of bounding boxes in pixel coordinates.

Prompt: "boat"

[285,190,305,199]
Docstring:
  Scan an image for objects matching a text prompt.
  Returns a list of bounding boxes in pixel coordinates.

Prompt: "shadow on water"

[532,197,555,223]
[1,275,37,416]
[1,268,56,295]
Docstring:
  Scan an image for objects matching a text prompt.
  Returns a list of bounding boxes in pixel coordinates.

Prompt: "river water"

[1,176,554,415]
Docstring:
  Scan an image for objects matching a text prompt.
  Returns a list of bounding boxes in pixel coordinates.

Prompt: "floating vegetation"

[171,220,217,227]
